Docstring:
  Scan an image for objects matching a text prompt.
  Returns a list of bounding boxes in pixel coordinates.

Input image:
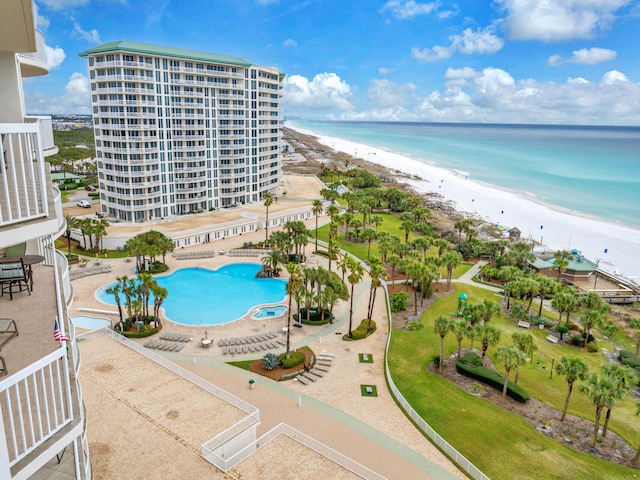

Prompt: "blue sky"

[25,0,640,125]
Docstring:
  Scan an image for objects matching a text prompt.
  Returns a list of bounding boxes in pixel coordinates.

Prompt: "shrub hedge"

[455,352,530,403]
[346,319,377,340]
[620,350,640,377]
[296,308,333,325]
[279,351,305,369]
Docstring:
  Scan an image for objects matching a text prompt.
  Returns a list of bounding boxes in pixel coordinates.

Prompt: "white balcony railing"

[24,116,57,156]
[0,123,49,228]
[0,348,75,470]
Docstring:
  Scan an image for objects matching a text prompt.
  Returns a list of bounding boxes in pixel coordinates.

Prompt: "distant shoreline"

[286,122,640,281]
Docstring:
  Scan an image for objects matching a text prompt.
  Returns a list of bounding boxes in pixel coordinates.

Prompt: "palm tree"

[285,263,304,358]
[555,356,589,422]
[433,238,450,259]
[311,199,323,252]
[600,364,637,437]
[367,259,386,330]
[400,218,414,243]
[553,250,574,279]
[496,345,526,403]
[441,251,462,291]
[346,256,364,338]
[64,214,77,257]
[105,283,123,328]
[537,275,558,316]
[581,309,603,348]
[498,265,522,310]
[551,290,577,326]
[411,236,431,259]
[478,323,501,362]
[434,315,453,373]
[151,284,168,325]
[579,372,615,448]
[454,219,473,245]
[481,299,502,324]
[360,228,377,260]
[336,252,350,283]
[370,214,384,232]
[387,253,400,284]
[263,192,274,244]
[511,331,536,383]
[451,320,471,360]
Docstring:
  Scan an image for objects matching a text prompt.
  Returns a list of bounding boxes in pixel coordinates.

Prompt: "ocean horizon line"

[285,118,640,130]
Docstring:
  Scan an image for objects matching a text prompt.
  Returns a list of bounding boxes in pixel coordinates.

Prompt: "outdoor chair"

[0,318,19,351]
[5,243,26,258]
[0,260,31,300]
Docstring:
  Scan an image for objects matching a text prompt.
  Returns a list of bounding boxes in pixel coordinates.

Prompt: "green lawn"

[314,213,471,280]
[388,283,638,480]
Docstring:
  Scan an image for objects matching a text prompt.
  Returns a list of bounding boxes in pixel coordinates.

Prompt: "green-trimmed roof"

[78,40,252,67]
[548,254,598,272]
[531,258,553,270]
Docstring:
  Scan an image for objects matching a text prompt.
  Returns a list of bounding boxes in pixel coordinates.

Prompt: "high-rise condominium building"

[79,41,284,222]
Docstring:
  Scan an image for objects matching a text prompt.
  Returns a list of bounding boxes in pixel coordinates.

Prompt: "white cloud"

[437,4,460,19]
[445,67,479,79]
[328,67,640,125]
[378,67,394,75]
[38,0,89,9]
[601,70,628,85]
[34,3,50,29]
[547,55,563,66]
[570,47,617,65]
[453,28,504,55]
[382,0,437,19]
[444,67,480,87]
[282,73,354,110]
[548,47,617,66]
[366,79,417,108]
[73,22,101,43]
[411,45,453,62]
[567,77,589,84]
[283,39,297,47]
[497,0,632,41]
[44,44,66,69]
[26,72,91,114]
[412,27,504,62]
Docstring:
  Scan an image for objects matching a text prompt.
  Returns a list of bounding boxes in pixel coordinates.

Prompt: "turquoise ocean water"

[288,120,640,228]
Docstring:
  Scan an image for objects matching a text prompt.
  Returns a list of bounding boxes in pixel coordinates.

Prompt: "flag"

[54,317,70,342]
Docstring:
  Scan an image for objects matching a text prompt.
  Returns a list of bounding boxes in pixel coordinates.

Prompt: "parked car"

[77,200,91,208]
[85,185,97,191]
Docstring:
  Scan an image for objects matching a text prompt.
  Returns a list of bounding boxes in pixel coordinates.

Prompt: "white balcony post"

[0,412,11,480]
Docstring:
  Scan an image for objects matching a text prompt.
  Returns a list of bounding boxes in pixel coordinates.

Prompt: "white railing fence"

[0,122,49,227]
[381,281,490,480]
[0,348,73,468]
[219,422,388,479]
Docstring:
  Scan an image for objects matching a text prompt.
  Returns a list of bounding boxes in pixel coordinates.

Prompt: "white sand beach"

[288,123,640,282]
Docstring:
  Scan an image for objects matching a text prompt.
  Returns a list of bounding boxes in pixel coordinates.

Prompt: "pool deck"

[67,174,467,480]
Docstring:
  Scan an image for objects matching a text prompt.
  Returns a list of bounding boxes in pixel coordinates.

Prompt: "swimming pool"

[96,263,287,326]
[71,315,111,330]
[252,305,287,319]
